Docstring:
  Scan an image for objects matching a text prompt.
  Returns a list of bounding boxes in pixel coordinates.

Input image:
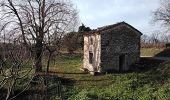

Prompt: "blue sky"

[73,0,161,35]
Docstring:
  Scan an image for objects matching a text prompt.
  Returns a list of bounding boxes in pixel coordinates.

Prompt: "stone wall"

[83,24,141,73]
[100,24,141,72]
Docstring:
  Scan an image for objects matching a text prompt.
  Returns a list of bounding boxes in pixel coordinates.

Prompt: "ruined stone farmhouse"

[83,22,142,74]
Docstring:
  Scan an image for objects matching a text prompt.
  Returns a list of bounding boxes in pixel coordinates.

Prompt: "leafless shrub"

[0,39,34,100]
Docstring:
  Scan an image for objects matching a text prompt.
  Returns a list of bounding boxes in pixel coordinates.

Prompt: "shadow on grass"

[133,57,169,86]
[0,74,73,100]
[133,57,165,72]
[0,88,7,100]
[48,71,88,75]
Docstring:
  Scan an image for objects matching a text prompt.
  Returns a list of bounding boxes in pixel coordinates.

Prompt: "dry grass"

[140,48,165,57]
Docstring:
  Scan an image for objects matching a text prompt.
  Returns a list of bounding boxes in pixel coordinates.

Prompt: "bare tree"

[153,0,170,31]
[0,0,79,72]
[0,34,64,99]
[149,31,160,44]
[141,34,149,43]
[141,34,149,48]
[160,33,169,43]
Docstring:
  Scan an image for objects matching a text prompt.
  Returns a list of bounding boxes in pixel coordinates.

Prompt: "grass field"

[50,54,170,100]
[140,48,165,57]
[0,48,170,100]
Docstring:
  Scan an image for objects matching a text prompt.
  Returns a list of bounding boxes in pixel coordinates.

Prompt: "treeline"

[141,32,170,48]
[63,24,91,54]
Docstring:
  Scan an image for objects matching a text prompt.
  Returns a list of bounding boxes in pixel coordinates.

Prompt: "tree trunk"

[35,40,43,72]
[46,52,52,73]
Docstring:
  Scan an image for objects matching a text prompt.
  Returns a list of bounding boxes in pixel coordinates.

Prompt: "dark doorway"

[89,52,93,64]
[119,55,126,71]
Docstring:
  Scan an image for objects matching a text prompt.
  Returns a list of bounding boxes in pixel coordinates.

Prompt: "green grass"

[49,54,170,100]
[0,53,169,100]
[140,48,165,57]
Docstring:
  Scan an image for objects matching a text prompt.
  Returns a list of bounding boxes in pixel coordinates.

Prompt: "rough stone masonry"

[83,21,142,74]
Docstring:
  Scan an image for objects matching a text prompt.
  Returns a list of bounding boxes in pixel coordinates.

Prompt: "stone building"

[83,22,142,74]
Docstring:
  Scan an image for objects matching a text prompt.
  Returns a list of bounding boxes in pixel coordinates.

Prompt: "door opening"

[119,55,126,71]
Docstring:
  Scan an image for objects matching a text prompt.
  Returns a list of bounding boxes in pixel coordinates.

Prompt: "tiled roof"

[84,21,143,35]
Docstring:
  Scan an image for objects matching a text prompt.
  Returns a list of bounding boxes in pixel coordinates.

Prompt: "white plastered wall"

[83,34,101,72]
